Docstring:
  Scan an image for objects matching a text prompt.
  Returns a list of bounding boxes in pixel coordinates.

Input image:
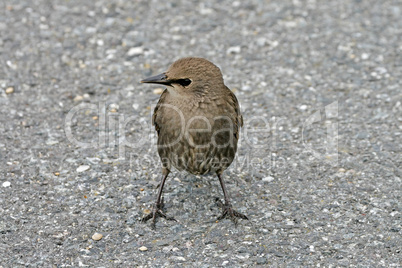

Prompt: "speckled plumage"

[153,82,242,175]
[141,57,248,227]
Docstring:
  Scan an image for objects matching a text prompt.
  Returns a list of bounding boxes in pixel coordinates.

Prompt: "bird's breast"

[155,97,238,174]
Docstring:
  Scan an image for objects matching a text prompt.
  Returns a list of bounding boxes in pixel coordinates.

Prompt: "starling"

[141,57,248,227]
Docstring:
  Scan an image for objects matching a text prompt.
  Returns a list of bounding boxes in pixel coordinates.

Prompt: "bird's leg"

[216,173,248,226]
[141,172,176,228]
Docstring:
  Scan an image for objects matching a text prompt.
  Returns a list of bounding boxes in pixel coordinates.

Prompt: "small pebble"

[226,46,241,54]
[199,6,213,15]
[262,176,275,182]
[143,209,151,214]
[109,103,119,111]
[6,60,17,70]
[127,47,144,56]
[77,165,90,173]
[241,85,251,91]
[153,88,164,95]
[74,95,84,102]
[286,219,295,225]
[299,104,308,111]
[2,181,11,187]
[92,233,103,241]
[54,172,60,176]
[268,40,279,48]
[5,87,14,94]
[46,140,59,145]
[361,53,370,60]
[139,246,148,251]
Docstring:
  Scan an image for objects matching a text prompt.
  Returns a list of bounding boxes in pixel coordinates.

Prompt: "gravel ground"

[0,0,401,267]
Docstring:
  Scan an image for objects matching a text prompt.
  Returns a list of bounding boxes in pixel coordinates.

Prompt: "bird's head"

[141,57,224,97]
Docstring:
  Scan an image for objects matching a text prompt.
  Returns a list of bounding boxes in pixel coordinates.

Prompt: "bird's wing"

[227,88,243,140]
[152,89,169,135]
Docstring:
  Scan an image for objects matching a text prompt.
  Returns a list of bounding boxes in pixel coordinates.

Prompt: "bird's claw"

[215,198,248,226]
[141,200,176,229]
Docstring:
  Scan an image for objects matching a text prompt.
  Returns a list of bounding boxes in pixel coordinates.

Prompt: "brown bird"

[141,57,248,228]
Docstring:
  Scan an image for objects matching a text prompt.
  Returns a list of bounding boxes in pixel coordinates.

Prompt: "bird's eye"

[176,79,191,87]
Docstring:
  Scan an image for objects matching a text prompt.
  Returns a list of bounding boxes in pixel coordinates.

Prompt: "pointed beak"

[141,73,172,86]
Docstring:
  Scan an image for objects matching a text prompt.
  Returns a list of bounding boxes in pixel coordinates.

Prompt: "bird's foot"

[141,200,176,229]
[215,198,248,226]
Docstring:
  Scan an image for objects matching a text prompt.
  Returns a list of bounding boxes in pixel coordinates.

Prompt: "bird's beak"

[141,73,172,86]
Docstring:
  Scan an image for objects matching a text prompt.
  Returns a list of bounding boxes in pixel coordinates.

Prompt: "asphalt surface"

[0,0,401,267]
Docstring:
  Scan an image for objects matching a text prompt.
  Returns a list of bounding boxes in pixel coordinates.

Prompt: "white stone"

[173,256,186,261]
[226,46,241,54]
[299,104,307,110]
[46,140,59,145]
[153,88,164,94]
[73,95,84,102]
[5,87,14,94]
[92,233,103,241]
[127,47,144,56]
[109,103,119,110]
[199,7,213,15]
[76,165,90,173]
[361,53,369,60]
[262,176,274,182]
[2,181,11,187]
